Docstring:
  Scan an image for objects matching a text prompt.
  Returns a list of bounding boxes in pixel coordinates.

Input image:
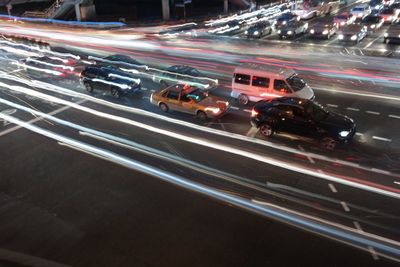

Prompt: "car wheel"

[84,82,93,93]
[196,110,208,121]
[111,87,120,98]
[160,80,168,88]
[238,94,249,106]
[259,123,274,137]
[159,102,169,112]
[279,35,283,40]
[321,137,337,150]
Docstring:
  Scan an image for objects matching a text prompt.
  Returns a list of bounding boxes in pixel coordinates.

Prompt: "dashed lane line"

[346,107,360,112]
[328,183,337,193]
[353,221,363,233]
[372,136,392,142]
[368,246,380,261]
[326,104,338,108]
[246,127,258,138]
[389,114,400,119]
[366,110,380,115]
[298,145,315,164]
[394,181,400,185]
[340,201,350,212]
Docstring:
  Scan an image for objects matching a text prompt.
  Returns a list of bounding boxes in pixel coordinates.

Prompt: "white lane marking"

[340,201,350,212]
[246,127,258,137]
[326,104,338,108]
[346,107,360,112]
[0,100,85,137]
[298,145,315,164]
[230,106,240,110]
[142,96,150,100]
[366,110,380,115]
[243,109,252,113]
[394,181,400,185]
[142,88,148,91]
[388,114,400,119]
[150,89,156,92]
[0,108,17,126]
[368,246,380,261]
[363,34,383,49]
[353,221,363,233]
[371,168,391,175]
[372,136,392,142]
[328,183,337,193]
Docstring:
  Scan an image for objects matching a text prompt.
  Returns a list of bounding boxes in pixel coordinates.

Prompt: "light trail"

[0,71,398,181]
[0,79,399,198]
[0,111,399,262]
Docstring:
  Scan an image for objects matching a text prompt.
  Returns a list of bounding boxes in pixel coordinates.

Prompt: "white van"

[231,63,315,105]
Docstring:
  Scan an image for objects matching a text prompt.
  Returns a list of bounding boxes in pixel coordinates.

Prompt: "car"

[250,97,356,149]
[338,24,368,43]
[308,19,337,39]
[369,0,385,12]
[360,15,384,32]
[80,66,141,98]
[350,4,372,19]
[153,65,217,89]
[150,84,229,120]
[274,12,298,28]
[245,21,273,38]
[380,7,400,23]
[214,20,246,35]
[383,20,400,43]
[334,12,356,27]
[277,20,308,39]
[390,1,400,10]
[93,54,148,71]
[384,0,395,6]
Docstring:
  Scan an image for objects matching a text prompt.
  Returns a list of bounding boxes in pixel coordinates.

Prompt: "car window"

[167,90,180,100]
[273,79,290,92]
[181,92,192,102]
[234,73,251,85]
[252,76,270,88]
[286,74,306,92]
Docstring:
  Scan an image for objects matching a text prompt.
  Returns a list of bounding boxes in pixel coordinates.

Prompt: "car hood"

[317,111,355,133]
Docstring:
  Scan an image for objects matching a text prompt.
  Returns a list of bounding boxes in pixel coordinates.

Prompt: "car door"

[252,76,271,98]
[164,90,181,111]
[180,92,196,115]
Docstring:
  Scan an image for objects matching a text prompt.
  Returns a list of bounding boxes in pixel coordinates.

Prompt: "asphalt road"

[0,5,400,265]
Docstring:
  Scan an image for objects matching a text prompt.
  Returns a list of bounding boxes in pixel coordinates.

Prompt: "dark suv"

[250,97,356,149]
[80,67,141,98]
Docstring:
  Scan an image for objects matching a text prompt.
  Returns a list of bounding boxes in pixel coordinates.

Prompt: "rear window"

[252,76,270,88]
[234,73,251,85]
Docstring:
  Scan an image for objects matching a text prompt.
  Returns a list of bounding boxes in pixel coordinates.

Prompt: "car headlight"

[351,34,357,40]
[287,30,293,35]
[254,30,259,35]
[340,21,345,26]
[245,30,248,34]
[322,29,329,35]
[339,131,350,137]
[384,32,388,37]
[338,34,344,39]
[282,21,287,25]
[370,24,376,29]
[375,4,380,9]
[205,107,221,114]
[388,16,393,20]
[310,29,315,34]
[277,29,281,34]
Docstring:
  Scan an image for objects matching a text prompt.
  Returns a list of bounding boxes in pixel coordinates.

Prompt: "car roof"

[255,97,310,109]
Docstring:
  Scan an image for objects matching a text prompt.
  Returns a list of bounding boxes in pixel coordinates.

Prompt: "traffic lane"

[2,66,399,180]
[3,97,399,243]
[0,127,395,267]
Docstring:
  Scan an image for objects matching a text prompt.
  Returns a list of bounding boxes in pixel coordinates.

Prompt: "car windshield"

[286,74,306,92]
[186,89,207,102]
[305,102,329,121]
[353,7,365,11]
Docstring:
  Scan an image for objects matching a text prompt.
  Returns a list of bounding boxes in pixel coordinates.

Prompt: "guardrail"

[0,14,126,28]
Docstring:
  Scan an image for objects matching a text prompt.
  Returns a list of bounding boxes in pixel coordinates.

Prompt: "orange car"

[150,84,229,120]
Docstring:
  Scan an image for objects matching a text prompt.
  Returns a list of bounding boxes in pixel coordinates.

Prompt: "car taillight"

[251,109,258,117]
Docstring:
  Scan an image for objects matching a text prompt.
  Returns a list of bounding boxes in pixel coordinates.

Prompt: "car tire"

[196,110,208,121]
[321,137,337,150]
[84,81,93,93]
[238,94,249,106]
[160,80,168,88]
[279,35,283,40]
[159,102,169,112]
[111,87,120,98]
[259,123,274,137]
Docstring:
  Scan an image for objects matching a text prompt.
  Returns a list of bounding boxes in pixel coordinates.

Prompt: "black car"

[308,19,337,39]
[277,20,308,39]
[153,65,215,89]
[80,66,141,98]
[93,54,148,71]
[245,21,272,38]
[250,97,356,149]
[360,15,384,32]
